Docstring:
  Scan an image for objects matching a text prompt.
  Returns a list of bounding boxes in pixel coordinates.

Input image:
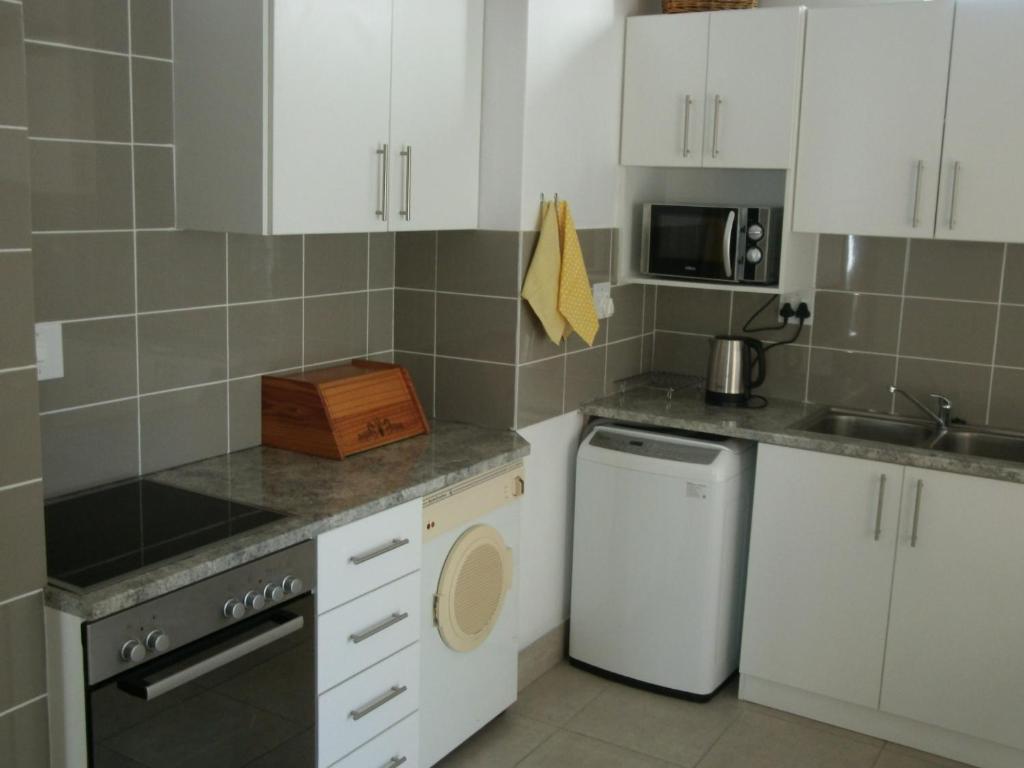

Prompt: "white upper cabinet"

[621,13,709,168]
[935,1,1024,243]
[389,0,483,231]
[792,0,954,238]
[620,8,804,170]
[881,469,1024,751]
[174,0,483,235]
[704,7,805,170]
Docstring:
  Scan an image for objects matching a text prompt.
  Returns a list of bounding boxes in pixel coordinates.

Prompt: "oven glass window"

[647,205,737,280]
[88,597,315,768]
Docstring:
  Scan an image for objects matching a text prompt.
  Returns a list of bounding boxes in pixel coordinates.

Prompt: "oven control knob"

[223,599,246,620]
[244,590,266,611]
[145,630,170,653]
[747,223,765,242]
[281,576,304,595]
[121,640,146,663]
[745,247,764,265]
[264,583,284,603]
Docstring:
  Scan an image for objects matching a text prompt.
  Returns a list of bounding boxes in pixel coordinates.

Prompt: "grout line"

[300,235,306,369]
[24,37,172,62]
[985,244,1008,424]
[816,286,1003,306]
[890,240,913,413]
[432,232,438,418]
[513,232,523,428]
[126,0,142,475]
[0,363,37,376]
[0,477,42,494]
[0,247,31,253]
[0,694,48,723]
[225,233,231,451]
[0,123,28,131]
[394,285,518,302]
[364,234,371,357]
[27,136,173,148]
[32,228,175,235]
[0,588,42,610]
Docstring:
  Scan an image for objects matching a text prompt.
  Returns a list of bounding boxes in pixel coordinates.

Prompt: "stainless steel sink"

[791,408,1024,463]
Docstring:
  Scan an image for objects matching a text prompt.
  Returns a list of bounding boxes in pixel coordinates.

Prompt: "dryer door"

[435,524,512,652]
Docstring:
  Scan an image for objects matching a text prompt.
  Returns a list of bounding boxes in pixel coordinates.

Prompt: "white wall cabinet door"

[389,0,484,231]
[881,469,1024,751]
[741,445,903,710]
[703,7,804,170]
[935,0,1024,243]
[620,13,709,168]
[792,1,954,237]
[271,0,392,234]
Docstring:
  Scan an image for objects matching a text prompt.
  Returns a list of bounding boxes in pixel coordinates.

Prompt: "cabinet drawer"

[318,571,421,693]
[318,643,420,768]
[318,499,422,612]
[328,712,418,768]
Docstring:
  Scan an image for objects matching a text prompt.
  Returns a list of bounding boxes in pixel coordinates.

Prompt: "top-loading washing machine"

[419,462,524,766]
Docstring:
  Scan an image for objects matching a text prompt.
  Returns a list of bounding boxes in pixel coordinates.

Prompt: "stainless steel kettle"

[705,335,766,406]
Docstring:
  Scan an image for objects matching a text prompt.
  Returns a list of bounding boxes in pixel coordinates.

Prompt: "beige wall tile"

[655,286,731,335]
[367,289,393,354]
[517,357,564,428]
[577,229,612,284]
[564,347,606,412]
[32,231,134,320]
[0,129,32,248]
[994,304,1024,368]
[816,235,906,293]
[131,57,173,144]
[437,230,519,297]
[812,292,901,354]
[0,482,45,601]
[0,252,36,369]
[436,294,517,364]
[137,230,224,312]
[435,357,514,429]
[652,331,709,377]
[566,317,605,353]
[605,337,643,393]
[394,352,433,417]
[519,302,564,364]
[227,300,302,378]
[906,239,1003,302]
[24,0,128,53]
[642,286,655,334]
[304,233,368,295]
[988,367,1024,431]
[0,370,42,488]
[40,398,137,496]
[129,0,170,59]
[1002,245,1024,304]
[394,289,434,354]
[899,298,997,365]
[303,292,367,365]
[228,375,264,453]
[140,383,227,473]
[138,308,227,393]
[0,594,47,714]
[368,232,394,289]
[132,145,174,228]
[29,140,132,231]
[608,284,643,342]
[0,695,49,768]
[757,344,808,402]
[228,234,302,303]
[0,3,28,127]
[395,231,436,289]
[38,316,136,410]
[807,348,896,412]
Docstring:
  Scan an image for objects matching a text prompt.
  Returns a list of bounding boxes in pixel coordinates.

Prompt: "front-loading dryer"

[419,463,524,766]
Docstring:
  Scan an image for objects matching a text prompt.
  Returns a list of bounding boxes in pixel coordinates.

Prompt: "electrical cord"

[743,295,787,333]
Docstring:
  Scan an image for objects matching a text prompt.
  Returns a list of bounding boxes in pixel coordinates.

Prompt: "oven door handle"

[722,210,735,279]
[117,612,304,701]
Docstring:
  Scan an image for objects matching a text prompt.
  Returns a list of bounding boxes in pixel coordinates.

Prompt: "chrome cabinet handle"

[350,537,410,565]
[350,685,407,721]
[375,144,389,220]
[948,160,961,230]
[382,757,407,768]
[874,473,887,541]
[911,160,924,227]
[350,612,409,644]
[721,209,735,279]
[910,479,924,548]
[711,94,722,158]
[682,95,692,157]
[399,145,412,220]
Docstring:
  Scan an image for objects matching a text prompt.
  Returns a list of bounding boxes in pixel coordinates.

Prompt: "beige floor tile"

[565,680,743,766]
[435,713,556,768]
[740,700,885,748]
[696,710,883,768]
[519,731,679,768]
[874,743,975,768]
[509,662,609,726]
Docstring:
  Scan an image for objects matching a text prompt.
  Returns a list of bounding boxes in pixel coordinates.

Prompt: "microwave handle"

[722,210,735,279]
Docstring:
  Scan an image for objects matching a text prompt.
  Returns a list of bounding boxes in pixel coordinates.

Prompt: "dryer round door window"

[435,524,513,653]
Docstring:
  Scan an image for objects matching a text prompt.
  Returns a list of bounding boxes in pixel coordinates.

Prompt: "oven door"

[87,596,315,768]
[642,204,739,282]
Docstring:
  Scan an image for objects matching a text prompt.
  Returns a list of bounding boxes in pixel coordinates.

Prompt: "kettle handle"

[747,338,766,389]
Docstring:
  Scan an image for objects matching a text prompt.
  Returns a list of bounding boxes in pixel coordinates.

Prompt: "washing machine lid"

[435,524,512,653]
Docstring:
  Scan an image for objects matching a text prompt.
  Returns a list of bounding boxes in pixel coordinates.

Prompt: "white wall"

[516,411,585,649]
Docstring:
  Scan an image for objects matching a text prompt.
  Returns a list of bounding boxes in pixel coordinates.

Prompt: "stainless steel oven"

[84,542,316,768]
[641,203,782,285]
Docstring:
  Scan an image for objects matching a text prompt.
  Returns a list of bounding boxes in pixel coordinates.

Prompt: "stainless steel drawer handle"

[382,757,407,768]
[350,685,407,721]
[375,144,388,220]
[350,612,409,644]
[910,479,924,548]
[874,473,887,542]
[350,538,410,565]
[911,159,924,227]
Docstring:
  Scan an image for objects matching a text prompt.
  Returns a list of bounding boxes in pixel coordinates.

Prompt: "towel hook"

[539,192,559,206]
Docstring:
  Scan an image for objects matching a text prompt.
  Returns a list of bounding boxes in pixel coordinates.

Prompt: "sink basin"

[792,407,1024,463]
[793,409,937,448]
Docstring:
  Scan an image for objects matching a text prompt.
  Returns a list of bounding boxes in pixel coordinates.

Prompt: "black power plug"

[779,302,796,320]
[795,302,811,321]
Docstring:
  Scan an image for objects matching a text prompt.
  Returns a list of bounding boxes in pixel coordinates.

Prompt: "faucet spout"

[888,386,952,429]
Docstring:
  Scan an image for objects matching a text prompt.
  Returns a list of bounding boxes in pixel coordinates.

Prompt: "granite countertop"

[47,421,530,621]
[582,373,1024,485]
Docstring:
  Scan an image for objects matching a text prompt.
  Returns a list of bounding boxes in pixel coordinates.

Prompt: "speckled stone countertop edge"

[46,432,530,621]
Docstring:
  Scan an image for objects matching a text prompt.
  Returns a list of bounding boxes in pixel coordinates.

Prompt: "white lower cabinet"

[331,714,419,768]
[742,445,1024,766]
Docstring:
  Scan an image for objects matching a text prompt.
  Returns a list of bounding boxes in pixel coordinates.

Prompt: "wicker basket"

[662,0,758,12]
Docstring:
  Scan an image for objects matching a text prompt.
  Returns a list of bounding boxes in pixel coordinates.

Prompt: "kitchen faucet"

[888,386,953,429]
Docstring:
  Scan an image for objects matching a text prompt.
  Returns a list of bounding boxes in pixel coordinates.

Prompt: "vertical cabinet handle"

[399,145,412,221]
[911,160,924,228]
[874,473,887,541]
[376,143,390,221]
[681,95,692,157]
[910,479,924,548]
[711,94,722,158]
[948,161,961,230]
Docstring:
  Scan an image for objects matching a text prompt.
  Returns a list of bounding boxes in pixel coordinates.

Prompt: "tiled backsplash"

[652,235,1024,430]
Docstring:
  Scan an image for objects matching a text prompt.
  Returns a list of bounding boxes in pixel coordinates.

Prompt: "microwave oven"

[640,203,782,285]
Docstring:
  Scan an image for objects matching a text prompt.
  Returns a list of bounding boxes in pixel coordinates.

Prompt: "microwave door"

[647,205,737,281]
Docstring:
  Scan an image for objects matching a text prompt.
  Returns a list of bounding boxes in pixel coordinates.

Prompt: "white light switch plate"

[592,282,614,319]
[35,322,64,381]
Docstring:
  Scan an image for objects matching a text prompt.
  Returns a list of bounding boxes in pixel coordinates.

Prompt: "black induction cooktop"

[44,480,286,591]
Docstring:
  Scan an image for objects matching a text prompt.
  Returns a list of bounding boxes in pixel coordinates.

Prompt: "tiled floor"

[436,662,972,768]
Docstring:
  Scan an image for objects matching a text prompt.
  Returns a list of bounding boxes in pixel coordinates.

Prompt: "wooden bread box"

[261,360,430,459]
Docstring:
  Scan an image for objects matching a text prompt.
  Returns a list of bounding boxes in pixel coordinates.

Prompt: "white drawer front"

[328,712,418,768]
[318,571,421,693]
[318,644,420,768]
[318,499,422,612]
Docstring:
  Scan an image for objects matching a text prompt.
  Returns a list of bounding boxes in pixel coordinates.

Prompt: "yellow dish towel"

[556,200,599,346]
[521,201,566,344]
